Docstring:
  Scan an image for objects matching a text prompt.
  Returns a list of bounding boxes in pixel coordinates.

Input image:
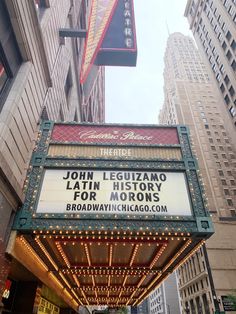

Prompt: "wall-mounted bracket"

[59,28,87,38]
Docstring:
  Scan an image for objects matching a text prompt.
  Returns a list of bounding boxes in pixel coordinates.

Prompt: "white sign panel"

[36,170,192,216]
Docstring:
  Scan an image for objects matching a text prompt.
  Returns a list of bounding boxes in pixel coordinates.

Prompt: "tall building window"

[226,30,232,41]
[231,40,236,51]
[64,66,73,105]
[35,0,46,8]
[229,106,236,117]
[222,41,227,50]
[224,75,230,85]
[224,94,230,104]
[232,60,236,71]
[227,199,233,206]
[220,83,225,93]
[226,50,232,60]
[229,86,235,97]
[0,59,8,94]
[0,1,22,109]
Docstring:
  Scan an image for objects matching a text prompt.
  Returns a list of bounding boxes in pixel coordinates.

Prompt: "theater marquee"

[13,122,214,309]
[36,169,192,216]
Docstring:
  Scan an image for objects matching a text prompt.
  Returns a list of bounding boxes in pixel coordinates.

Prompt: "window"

[230,209,236,217]
[0,1,22,108]
[226,30,232,41]
[224,94,230,104]
[221,179,227,185]
[224,189,230,195]
[227,199,233,206]
[222,41,227,50]
[229,86,235,97]
[229,106,236,117]
[35,0,46,9]
[59,105,64,121]
[201,280,204,289]
[232,60,236,71]
[226,50,232,60]
[231,40,236,51]
[64,66,73,104]
[218,170,224,176]
[74,111,79,122]
[224,75,230,85]
[220,83,225,93]
[0,59,8,94]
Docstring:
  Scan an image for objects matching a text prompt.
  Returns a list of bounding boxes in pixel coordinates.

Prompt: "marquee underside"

[15,230,204,307]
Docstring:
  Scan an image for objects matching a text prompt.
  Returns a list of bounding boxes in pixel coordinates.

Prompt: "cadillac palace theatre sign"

[13,122,214,308]
[15,121,214,231]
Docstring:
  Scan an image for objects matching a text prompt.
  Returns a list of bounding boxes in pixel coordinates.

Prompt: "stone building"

[159,32,236,313]
[185,0,236,128]
[0,0,104,313]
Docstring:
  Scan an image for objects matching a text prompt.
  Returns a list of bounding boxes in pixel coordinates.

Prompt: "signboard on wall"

[80,0,137,83]
[36,169,192,216]
[80,0,118,83]
[51,124,180,145]
[221,295,236,312]
[96,0,137,66]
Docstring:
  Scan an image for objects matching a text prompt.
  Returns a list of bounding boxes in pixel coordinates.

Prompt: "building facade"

[184,0,236,128]
[0,0,104,313]
[159,32,236,313]
[136,299,149,314]
[148,272,181,314]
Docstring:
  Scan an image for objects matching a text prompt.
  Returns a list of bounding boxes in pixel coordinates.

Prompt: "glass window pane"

[0,60,8,94]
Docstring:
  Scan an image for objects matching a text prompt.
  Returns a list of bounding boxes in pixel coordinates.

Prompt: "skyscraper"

[159,32,236,313]
[184,0,236,128]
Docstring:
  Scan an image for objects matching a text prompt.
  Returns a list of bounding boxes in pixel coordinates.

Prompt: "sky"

[105,0,193,124]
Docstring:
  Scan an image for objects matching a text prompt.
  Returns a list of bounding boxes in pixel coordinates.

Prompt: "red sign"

[51,125,179,145]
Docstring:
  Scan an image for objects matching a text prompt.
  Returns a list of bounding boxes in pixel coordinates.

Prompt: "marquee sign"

[48,145,182,160]
[80,0,137,83]
[80,0,118,83]
[36,169,192,216]
[13,122,214,309]
[51,124,179,145]
[96,0,137,66]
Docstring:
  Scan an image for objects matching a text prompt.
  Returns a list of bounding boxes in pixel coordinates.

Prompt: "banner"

[80,0,118,83]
